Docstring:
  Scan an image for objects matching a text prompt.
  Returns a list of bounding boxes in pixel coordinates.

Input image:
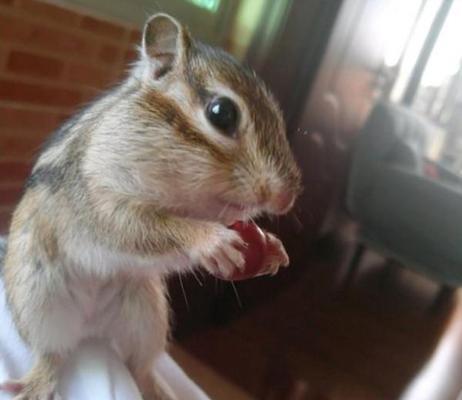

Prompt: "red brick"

[17,0,81,26]
[0,130,47,158]
[79,87,101,103]
[113,68,128,82]
[66,63,114,88]
[0,106,60,131]
[7,50,64,79]
[99,44,120,64]
[0,207,13,233]
[0,15,97,58]
[129,29,141,44]
[56,112,72,125]
[123,48,138,64]
[81,16,126,40]
[0,184,23,206]
[0,79,82,108]
[0,160,31,183]
[0,47,7,71]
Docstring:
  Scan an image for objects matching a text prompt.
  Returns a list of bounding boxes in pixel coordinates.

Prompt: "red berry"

[213,221,268,281]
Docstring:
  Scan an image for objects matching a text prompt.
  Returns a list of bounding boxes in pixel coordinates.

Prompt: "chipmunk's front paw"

[191,226,246,278]
[0,379,61,400]
[263,232,290,275]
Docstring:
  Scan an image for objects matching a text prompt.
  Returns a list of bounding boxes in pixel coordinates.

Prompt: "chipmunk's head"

[89,14,301,224]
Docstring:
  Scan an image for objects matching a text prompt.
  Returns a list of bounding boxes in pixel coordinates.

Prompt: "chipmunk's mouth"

[216,199,253,213]
[214,201,253,225]
[215,199,263,220]
[226,202,247,212]
[168,198,260,225]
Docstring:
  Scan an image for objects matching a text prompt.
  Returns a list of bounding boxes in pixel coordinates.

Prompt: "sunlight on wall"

[184,0,220,13]
[229,0,291,63]
[229,0,266,59]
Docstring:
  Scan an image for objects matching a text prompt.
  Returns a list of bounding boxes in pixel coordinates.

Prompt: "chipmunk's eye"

[206,97,239,136]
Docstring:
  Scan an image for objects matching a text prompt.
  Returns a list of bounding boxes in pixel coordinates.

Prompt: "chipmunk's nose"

[272,189,296,214]
[256,181,297,215]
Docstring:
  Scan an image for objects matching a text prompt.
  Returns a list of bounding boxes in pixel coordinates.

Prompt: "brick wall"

[0,0,141,232]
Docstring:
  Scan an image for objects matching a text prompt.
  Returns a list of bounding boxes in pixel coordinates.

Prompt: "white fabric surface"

[0,276,210,400]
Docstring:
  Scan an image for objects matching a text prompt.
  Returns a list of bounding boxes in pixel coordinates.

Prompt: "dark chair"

[345,101,462,300]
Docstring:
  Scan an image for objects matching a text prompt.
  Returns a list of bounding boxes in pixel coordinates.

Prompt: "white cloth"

[0,276,210,400]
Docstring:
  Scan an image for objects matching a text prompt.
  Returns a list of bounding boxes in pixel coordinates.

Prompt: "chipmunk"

[0,13,301,400]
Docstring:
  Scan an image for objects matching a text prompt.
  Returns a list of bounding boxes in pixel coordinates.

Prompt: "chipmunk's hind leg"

[0,355,62,400]
[110,278,175,400]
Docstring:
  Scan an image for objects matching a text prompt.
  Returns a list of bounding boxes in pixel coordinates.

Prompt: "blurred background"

[1,0,462,399]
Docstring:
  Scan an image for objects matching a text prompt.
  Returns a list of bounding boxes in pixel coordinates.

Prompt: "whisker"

[230,281,242,308]
[178,274,189,309]
[191,268,204,287]
[218,202,231,220]
[291,209,304,230]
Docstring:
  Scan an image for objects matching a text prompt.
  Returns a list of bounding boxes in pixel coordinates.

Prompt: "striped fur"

[1,13,301,400]
[0,236,6,271]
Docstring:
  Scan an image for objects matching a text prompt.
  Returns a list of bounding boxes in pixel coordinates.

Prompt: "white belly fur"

[32,235,191,354]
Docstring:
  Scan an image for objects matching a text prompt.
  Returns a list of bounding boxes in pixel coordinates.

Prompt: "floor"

[179,223,457,400]
[170,345,253,400]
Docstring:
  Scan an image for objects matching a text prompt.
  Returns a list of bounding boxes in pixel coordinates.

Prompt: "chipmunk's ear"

[142,13,191,79]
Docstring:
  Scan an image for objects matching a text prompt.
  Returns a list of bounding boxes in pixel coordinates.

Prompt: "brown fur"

[138,90,234,163]
[2,13,301,400]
